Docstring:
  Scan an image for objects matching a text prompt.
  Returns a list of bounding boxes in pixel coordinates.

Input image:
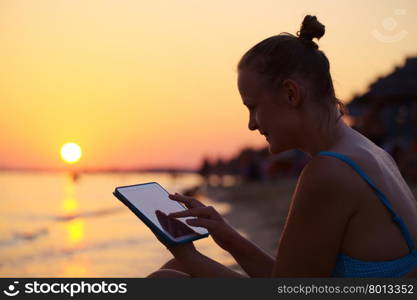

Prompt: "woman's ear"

[282,79,302,107]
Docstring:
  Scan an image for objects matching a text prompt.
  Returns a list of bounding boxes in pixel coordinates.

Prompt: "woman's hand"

[168,193,241,252]
[164,193,275,278]
[148,217,198,258]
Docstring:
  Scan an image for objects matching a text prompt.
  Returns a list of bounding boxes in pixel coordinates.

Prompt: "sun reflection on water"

[62,173,86,246]
[67,219,85,244]
[59,172,89,276]
[63,197,78,212]
[60,258,91,277]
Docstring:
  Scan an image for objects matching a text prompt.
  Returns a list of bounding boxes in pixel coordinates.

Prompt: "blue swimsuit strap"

[317,151,416,252]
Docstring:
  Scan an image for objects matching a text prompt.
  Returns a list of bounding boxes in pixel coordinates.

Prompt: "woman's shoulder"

[294,147,386,214]
[302,144,391,185]
[297,144,406,215]
[299,149,372,192]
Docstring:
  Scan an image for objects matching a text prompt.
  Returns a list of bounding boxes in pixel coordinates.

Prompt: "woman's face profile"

[237,70,301,154]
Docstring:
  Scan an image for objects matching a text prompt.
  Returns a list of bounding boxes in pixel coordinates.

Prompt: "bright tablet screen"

[116,183,208,239]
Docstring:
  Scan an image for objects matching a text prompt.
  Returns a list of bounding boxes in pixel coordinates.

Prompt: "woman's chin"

[267,142,279,154]
[268,141,286,155]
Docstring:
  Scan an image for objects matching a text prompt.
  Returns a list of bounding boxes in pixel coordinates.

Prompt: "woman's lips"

[260,131,269,140]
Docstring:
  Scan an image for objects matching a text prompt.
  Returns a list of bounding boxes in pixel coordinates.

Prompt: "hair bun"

[297,15,325,44]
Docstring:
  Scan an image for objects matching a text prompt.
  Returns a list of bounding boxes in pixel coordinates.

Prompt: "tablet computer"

[113,182,209,245]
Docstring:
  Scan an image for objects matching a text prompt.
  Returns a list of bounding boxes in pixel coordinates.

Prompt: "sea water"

[0,171,234,277]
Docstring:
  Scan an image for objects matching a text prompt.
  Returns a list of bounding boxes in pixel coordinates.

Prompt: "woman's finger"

[168,206,215,219]
[185,218,217,231]
[168,193,205,208]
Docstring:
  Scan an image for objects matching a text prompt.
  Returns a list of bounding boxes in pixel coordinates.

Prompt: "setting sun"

[60,143,82,164]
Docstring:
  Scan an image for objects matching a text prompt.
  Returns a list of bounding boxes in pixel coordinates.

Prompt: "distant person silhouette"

[148,15,417,278]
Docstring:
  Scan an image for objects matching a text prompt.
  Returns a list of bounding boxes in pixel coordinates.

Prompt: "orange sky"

[1,0,416,170]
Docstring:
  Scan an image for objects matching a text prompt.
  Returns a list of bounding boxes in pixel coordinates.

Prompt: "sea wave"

[0,228,48,247]
[0,206,125,222]
[0,237,147,268]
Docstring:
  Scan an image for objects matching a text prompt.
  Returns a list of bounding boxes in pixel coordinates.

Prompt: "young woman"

[148,15,417,277]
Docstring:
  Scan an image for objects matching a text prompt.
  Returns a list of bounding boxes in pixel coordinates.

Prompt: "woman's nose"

[248,116,258,131]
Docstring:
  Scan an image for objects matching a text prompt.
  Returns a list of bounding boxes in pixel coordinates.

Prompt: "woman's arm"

[168,244,248,277]
[224,232,276,277]
[272,156,359,277]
